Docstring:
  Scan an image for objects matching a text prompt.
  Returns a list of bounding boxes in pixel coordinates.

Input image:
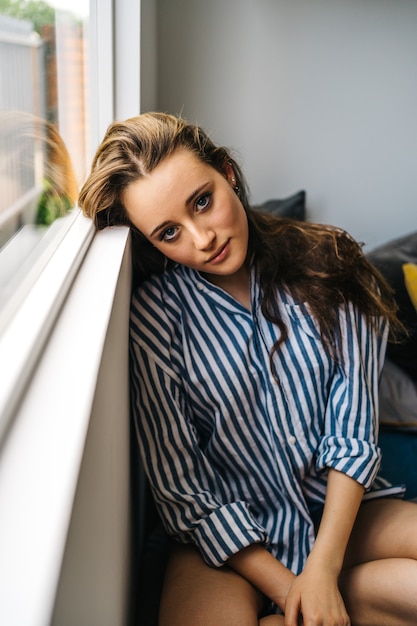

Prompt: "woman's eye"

[195,193,211,211]
[161,226,178,242]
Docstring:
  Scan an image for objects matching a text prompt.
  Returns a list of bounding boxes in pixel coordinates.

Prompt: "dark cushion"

[379,427,417,500]
[252,190,306,221]
[367,231,417,381]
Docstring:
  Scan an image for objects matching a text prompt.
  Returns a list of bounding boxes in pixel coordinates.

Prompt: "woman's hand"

[284,560,350,626]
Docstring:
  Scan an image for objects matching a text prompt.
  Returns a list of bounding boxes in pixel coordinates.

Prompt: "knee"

[158,545,262,626]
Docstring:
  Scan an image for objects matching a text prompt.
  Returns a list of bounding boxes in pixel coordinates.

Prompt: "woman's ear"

[224,161,236,187]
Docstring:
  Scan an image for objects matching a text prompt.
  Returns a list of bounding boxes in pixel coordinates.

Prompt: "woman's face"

[123,149,249,284]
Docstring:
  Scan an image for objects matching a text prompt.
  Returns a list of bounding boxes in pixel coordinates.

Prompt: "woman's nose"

[193,226,216,250]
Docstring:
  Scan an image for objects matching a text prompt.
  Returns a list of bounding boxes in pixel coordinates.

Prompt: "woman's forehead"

[122,149,218,230]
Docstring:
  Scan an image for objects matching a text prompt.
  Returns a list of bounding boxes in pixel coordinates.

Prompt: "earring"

[230,177,240,195]
[230,176,240,193]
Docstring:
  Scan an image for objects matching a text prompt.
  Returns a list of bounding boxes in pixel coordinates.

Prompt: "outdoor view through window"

[0,0,90,322]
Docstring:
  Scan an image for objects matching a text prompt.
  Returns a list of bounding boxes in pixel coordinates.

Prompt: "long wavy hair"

[79,112,403,363]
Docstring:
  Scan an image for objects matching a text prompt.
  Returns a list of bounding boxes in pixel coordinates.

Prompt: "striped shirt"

[130,263,403,574]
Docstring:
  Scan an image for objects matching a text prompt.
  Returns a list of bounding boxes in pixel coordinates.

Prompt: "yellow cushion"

[403,263,417,312]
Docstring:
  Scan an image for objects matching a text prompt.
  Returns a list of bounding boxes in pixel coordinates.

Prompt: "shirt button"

[288,435,296,445]
[196,282,204,290]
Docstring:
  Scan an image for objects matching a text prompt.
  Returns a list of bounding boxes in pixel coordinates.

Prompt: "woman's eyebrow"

[185,182,209,206]
[149,220,172,238]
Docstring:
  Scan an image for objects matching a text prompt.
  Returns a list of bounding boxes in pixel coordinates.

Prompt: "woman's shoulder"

[129,266,189,354]
[131,264,194,320]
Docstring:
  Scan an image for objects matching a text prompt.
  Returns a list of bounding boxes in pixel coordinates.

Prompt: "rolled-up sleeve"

[316,302,387,489]
[130,308,269,568]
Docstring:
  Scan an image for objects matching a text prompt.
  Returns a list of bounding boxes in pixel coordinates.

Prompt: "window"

[0,0,91,326]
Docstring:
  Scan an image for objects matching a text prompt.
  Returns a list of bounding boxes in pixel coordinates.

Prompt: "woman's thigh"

[339,499,417,625]
[344,498,417,568]
[158,543,266,626]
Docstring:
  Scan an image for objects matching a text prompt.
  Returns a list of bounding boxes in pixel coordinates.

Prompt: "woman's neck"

[200,265,251,310]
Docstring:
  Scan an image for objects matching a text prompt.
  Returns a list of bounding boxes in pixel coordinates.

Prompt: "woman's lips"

[206,239,231,264]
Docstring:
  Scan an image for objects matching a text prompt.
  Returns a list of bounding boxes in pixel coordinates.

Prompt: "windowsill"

[0,225,131,626]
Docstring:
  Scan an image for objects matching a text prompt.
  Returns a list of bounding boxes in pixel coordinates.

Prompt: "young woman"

[79,112,417,626]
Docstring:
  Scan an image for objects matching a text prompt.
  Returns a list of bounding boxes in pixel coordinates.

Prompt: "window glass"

[0,0,90,318]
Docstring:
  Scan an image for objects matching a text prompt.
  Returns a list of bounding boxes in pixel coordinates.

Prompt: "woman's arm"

[281,305,388,624]
[285,469,364,626]
[228,544,296,614]
[130,326,271,569]
[308,469,364,575]
[316,303,387,490]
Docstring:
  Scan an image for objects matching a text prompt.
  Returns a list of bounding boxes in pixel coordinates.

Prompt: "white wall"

[141,0,158,112]
[156,0,417,250]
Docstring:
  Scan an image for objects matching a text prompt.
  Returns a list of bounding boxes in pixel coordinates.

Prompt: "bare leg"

[340,557,417,626]
[158,543,268,626]
[340,498,417,626]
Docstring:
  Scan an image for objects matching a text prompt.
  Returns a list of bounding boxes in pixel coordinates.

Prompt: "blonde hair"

[78,112,249,229]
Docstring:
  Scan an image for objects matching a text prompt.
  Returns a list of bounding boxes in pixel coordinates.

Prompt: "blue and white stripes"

[130,264,403,573]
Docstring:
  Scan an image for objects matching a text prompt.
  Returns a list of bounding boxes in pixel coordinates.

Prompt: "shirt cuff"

[191,501,270,567]
[316,435,381,490]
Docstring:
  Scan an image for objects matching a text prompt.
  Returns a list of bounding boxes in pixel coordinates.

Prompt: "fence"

[0,14,45,238]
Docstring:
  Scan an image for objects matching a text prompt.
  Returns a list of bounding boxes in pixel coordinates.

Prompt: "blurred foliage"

[0,0,55,33]
[36,179,72,226]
